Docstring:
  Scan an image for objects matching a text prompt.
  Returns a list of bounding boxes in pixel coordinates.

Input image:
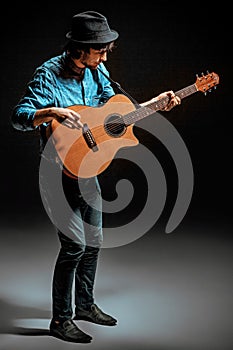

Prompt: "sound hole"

[104,114,126,137]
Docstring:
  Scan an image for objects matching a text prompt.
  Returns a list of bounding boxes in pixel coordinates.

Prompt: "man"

[11,11,181,344]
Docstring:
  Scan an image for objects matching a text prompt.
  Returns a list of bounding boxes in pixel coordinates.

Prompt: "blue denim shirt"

[12,52,115,132]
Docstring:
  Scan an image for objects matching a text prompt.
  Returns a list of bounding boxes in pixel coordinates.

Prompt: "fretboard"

[123,83,198,126]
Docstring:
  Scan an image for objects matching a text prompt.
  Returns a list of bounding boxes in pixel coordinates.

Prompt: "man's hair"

[63,41,116,59]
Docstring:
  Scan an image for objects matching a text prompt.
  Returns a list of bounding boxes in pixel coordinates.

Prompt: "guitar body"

[51,94,139,178]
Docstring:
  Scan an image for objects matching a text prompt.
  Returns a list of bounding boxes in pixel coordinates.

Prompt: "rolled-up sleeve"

[11,67,55,131]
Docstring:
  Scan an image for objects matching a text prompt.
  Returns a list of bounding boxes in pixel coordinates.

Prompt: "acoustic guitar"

[50,71,219,178]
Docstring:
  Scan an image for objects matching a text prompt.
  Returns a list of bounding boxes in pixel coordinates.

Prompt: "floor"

[0,216,232,350]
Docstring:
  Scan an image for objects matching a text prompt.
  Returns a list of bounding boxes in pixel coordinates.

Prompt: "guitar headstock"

[195,71,219,94]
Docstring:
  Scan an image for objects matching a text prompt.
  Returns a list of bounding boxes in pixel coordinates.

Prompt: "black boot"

[50,319,92,343]
[74,304,117,326]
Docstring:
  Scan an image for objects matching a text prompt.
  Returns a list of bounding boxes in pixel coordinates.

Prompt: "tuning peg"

[196,73,199,78]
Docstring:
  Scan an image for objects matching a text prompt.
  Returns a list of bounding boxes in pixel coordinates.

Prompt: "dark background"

[1,2,231,228]
[0,2,232,350]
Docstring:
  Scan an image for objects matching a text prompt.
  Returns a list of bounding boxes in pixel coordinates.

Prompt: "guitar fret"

[176,84,197,99]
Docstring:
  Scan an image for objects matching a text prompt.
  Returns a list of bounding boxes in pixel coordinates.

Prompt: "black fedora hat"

[66,11,119,44]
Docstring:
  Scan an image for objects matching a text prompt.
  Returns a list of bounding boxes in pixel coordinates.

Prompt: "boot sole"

[75,316,117,326]
[50,329,92,343]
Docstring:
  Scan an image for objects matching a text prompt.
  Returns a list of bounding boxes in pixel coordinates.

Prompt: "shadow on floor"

[0,298,50,335]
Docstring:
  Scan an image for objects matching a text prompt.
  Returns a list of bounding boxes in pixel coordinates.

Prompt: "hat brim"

[65,29,119,44]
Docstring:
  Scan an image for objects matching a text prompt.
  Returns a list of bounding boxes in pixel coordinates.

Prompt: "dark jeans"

[52,174,103,322]
[52,231,100,322]
[39,157,103,322]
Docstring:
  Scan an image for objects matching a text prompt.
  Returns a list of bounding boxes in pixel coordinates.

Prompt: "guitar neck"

[123,83,198,126]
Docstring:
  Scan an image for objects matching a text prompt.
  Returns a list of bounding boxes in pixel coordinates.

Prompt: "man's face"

[80,48,108,70]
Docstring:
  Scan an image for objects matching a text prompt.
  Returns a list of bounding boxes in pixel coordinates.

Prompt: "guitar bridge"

[82,123,98,152]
